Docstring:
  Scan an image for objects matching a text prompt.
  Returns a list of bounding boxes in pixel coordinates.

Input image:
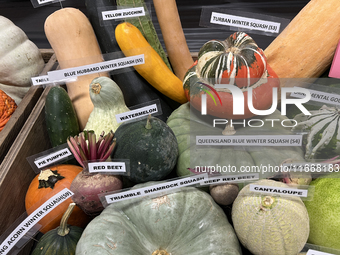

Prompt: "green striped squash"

[292,105,340,160]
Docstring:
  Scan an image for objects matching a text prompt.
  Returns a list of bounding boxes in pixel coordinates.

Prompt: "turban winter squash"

[183,32,280,119]
[0,89,17,131]
[25,164,90,234]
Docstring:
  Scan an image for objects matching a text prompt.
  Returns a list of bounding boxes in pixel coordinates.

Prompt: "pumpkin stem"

[151,249,170,255]
[57,203,76,236]
[91,82,102,94]
[145,114,152,130]
[38,169,65,189]
[222,122,236,135]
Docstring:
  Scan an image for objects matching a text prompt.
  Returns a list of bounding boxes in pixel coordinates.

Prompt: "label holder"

[27,143,74,174]
[199,7,290,37]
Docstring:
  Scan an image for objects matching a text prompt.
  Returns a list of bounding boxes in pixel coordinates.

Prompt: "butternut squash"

[115,22,187,104]
[44,8,109,130]
[264,0,340,87]
[153,0,194,81]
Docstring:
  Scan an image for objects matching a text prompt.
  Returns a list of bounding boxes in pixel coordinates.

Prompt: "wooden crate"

[0,50,57,163]
[0,51,198,254]
[0,50,56,254]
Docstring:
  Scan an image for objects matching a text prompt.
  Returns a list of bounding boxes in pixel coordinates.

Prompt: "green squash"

[31,203,83,255]
[166,103,306,179]
[75,183,242,254]
[232,179,310,255]
[304,174,340,250]
[112,115,178,183]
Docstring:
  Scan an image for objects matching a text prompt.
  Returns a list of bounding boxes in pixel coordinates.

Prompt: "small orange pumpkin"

[25,164,90,234]
[0,89,17,131]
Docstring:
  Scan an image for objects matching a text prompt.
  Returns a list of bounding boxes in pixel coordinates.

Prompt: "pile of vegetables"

[14,0,340,254]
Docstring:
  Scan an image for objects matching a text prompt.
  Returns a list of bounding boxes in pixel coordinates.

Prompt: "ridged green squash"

[32,203,83,255]
[75,184,242,255]
[231,179,310,255]
[112,115,178,183]
[166,103,306,179]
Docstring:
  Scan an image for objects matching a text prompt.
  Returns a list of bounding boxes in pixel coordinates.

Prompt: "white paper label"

[47,54,145,82]
[196,135,302,146]
[306,249,334,255]
[104,174,208,204]
[88,162,126,173]
[291,88,340,106]
[31,75,50,86]
[210,12,281,33]
[116,103,158,123]
[249,184,308,197]
[0,188,73,255]
[102,7,145,20]
[201,173,259,185]
[34,148,72,168]
[37,0,55,4]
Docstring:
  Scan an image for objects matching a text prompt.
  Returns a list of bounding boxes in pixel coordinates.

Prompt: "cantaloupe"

[231,179,310,255]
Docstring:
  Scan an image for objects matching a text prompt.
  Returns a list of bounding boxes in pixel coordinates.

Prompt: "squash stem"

[145,114,152,129]
[151,249,170,255]
[38,169,65,189]
[57,203,76,236]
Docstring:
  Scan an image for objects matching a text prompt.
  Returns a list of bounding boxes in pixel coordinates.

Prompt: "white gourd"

[84,76,129,135]
[231,179,310,255]
[0,16,45,104]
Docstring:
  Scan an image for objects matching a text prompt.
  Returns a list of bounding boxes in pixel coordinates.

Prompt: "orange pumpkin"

[25,164,90,234]
[0,89,17,131]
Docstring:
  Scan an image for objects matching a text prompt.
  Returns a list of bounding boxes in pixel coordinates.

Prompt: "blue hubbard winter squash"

[183,32,280,119]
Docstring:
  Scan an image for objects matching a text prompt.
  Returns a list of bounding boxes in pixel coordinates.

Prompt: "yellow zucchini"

[115,22,187,104]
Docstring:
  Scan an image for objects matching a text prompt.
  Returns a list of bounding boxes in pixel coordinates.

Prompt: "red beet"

[70,171,122,217]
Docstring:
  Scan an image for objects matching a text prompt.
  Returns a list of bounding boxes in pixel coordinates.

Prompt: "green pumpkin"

[112,115,178,183]
[75,183,242,254]
[166,103,306,179]
[31,203,83,255]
